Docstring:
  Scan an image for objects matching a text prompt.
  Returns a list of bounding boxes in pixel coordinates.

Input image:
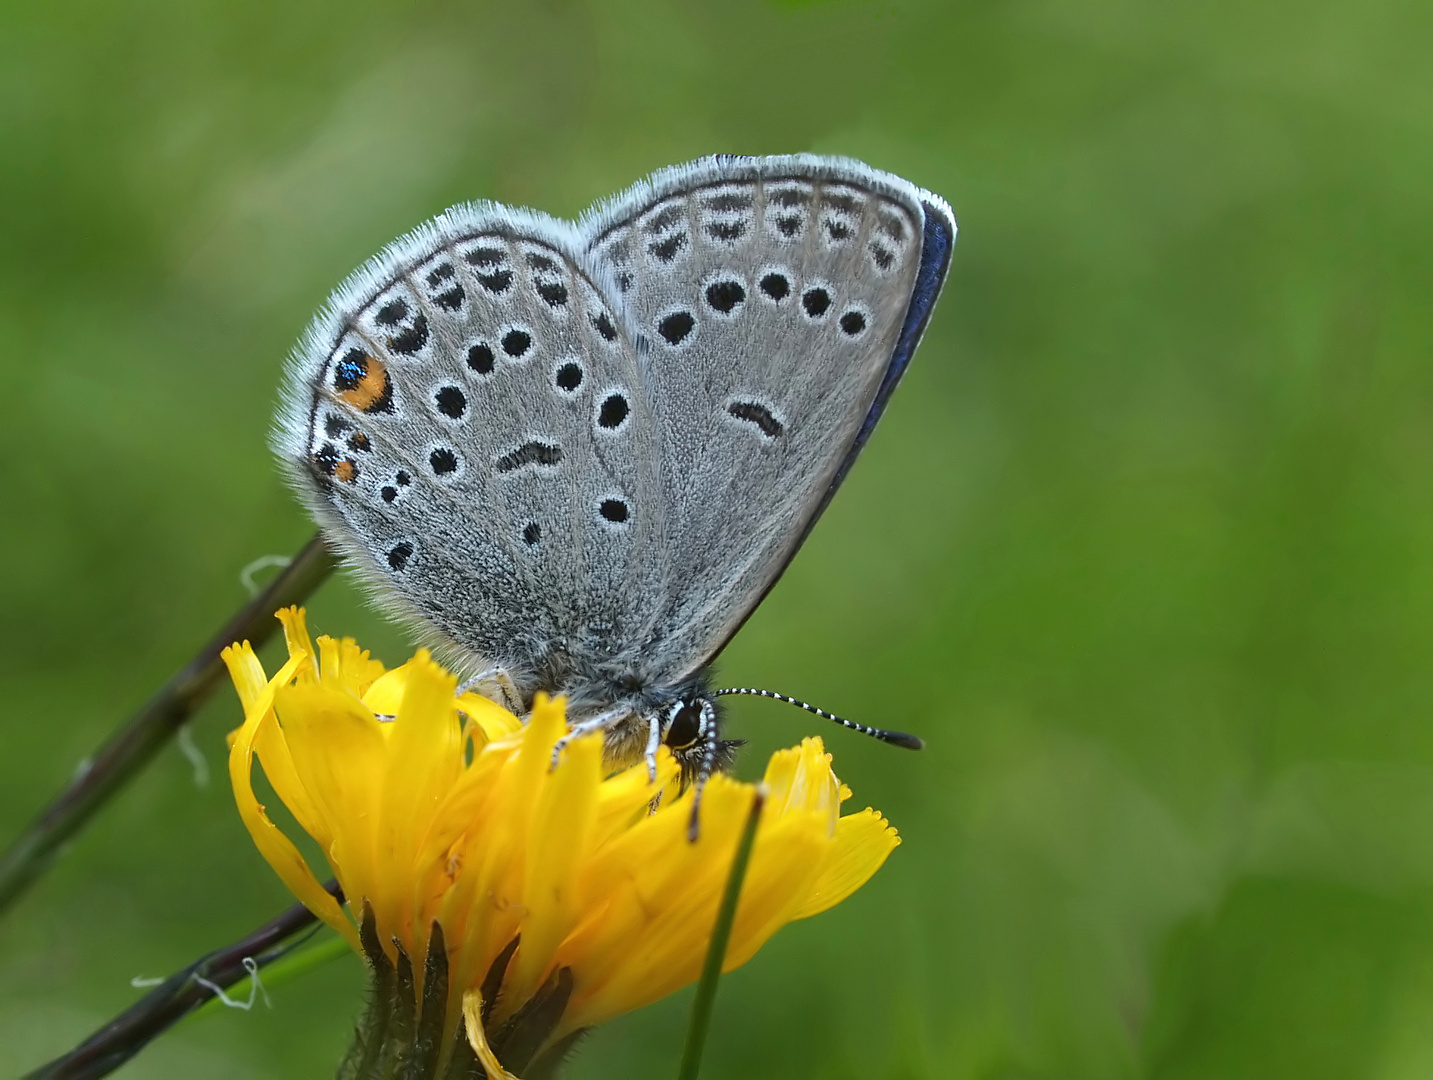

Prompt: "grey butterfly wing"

[582,155,955,683]
[275,207,665,693]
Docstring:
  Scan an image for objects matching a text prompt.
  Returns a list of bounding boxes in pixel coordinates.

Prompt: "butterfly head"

[661,696,743,788]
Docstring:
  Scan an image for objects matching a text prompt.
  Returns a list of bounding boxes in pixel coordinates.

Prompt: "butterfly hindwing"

[277,208,666,690]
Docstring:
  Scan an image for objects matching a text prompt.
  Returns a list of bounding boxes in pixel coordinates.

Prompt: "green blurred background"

[3,0,1431,1075]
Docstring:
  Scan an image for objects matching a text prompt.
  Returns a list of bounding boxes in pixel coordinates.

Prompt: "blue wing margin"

[806,196,958,540]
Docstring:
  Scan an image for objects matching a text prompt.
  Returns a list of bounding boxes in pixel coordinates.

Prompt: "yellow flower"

[223,608,900,1078]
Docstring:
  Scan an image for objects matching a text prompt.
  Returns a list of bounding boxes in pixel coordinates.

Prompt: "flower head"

[224,608,900,1077]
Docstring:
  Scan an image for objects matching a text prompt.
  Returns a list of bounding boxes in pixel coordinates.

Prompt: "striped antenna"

[712,688,924,750]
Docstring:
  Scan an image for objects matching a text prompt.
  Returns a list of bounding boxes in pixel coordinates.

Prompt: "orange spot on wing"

[338,355,391,412]
[334,460,358,483]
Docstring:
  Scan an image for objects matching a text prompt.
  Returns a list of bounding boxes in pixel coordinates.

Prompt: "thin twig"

[22,882,343,1080]
[0,534,335,914]
[676,786,765,1080]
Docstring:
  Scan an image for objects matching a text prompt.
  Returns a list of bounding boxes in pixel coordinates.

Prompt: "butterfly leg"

[457,667,523,714]
[644,713,663,782]
[549,704,632,770]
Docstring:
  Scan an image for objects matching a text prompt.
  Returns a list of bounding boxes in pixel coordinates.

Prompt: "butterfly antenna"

[712,688,924,750]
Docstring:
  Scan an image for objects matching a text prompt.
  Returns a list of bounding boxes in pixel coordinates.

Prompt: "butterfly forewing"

[581,157,947,680]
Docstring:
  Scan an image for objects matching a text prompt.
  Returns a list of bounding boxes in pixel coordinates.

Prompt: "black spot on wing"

[425,262,463,307]
[705,280,745,314]
[759,273,789,302]
[649,233,687,262]
[770,188,811,207]
[313,442,341,475]
[467,343,495,375]
[728,401,783,439]
[657,311,695,346]
[597,394,629,429]
[496,442,563,472]
[333,350,367,391]
[555,362,583,392]
[705,220,746,242]
[502,329,532,358]
[435,386,466,419]
[388,315,429,355]
[476,268,512,293]
[465,247,513,294]
[591,312,617,341]
[702,191,753,212]
[802,288,831,318]
[375,299,409,327]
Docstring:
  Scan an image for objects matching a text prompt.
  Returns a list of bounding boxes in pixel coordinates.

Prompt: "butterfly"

[276,155,955,824]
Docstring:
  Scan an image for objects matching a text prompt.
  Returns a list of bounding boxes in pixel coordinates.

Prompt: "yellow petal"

[380,653,462,954]
[226,642,297,739]
[227,668,356,950]
[447,696,567,993]
[416,740,518,876]
[275,682,388,928]
[789,808,901,921]
[457,691,525,742]
[762,737,841,827]
[559,777,754,1028]
[220,642,269,718]
[587,749,680,853]
[276,606,318,682]
[361,664,411,716]
[331,636,386,695]
[579,808,826,1028]
[252,703,330,853]
[498,734,602,1019]
[719,811,827,970]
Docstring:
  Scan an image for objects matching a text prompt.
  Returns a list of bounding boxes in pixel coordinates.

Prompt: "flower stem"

[23,882,342,1079]
[0,533,334,915]
[676,785,765,1080]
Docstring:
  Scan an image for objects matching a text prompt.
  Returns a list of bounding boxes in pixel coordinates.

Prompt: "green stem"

[676,785,765,1080]
[0,533,334,915]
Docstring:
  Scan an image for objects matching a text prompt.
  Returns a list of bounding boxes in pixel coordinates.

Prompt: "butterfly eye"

[664,703,704,750]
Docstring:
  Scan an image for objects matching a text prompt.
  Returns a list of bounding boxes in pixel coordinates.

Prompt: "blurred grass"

[2,0,1431,1076]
